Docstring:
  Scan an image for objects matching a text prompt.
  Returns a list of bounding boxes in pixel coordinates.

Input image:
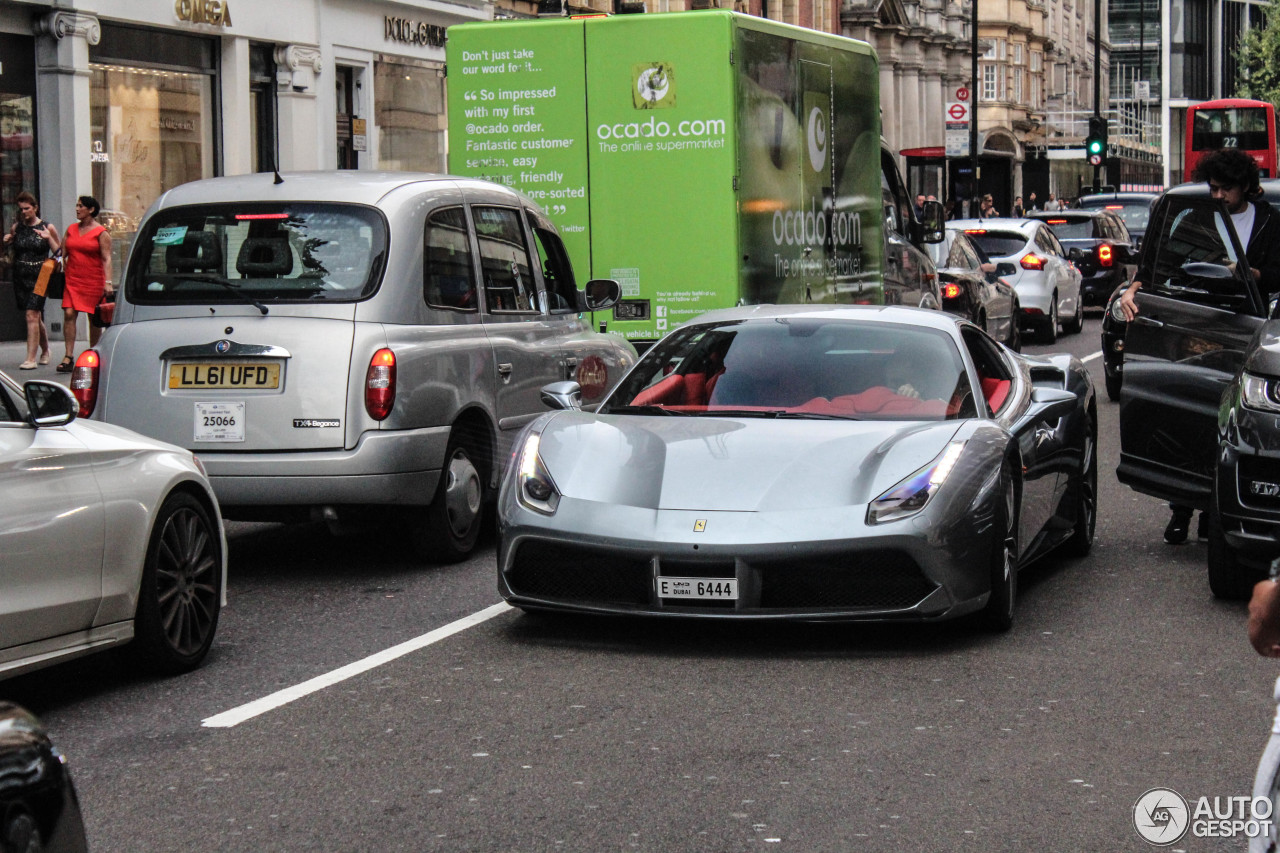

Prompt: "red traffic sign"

[956,87,970,101]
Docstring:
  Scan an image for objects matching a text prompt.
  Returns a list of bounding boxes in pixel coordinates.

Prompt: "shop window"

[89,63,214,282]
[374,56,445,173]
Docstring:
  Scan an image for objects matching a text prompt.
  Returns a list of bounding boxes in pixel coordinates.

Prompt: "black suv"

[1027,209,1136,307]
[1117,183,1280,598]
[1101,181,1280,402]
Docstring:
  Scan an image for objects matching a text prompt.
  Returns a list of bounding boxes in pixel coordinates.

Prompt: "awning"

[900,146,946,158]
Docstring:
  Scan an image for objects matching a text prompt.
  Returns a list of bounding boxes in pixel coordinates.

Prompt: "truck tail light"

[365,348,396,420]
[1097,244,1114,267]
[942,283,962,300]
[1020,253,1046,270]
[71,350,100,418]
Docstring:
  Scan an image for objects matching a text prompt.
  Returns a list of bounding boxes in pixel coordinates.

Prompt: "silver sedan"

[0,370,226,680]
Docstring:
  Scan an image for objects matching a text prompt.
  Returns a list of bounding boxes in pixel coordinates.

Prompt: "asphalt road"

[3,315,1273,852]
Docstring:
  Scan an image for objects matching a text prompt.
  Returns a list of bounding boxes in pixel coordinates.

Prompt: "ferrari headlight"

[517,433,561,514]
[1242,373,1280,414]
[867,441,966,525]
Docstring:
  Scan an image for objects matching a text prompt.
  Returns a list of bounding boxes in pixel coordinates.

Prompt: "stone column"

[222,37,252,176]
[33,10,97,340]
[34,10,96,229]
[274,45,323,172]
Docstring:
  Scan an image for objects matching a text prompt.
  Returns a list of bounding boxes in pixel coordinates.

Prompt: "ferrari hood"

[534,412,962,512]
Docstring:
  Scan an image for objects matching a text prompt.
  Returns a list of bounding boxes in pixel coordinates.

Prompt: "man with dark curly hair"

[1120,147,1280,543]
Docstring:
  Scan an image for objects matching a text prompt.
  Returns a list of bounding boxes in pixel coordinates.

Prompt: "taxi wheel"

[980,464,1018,632]
[417,435,485,563]
[131,491,222,674]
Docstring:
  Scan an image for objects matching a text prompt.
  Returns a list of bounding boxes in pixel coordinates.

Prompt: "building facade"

[0,0,487,341]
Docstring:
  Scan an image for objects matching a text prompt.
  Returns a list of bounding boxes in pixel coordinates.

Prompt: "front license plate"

[169,362,280,390]
[657,577,738,600]
[194,402,245,442]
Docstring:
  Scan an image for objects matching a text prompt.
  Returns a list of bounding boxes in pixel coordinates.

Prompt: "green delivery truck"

[446,11,941,346]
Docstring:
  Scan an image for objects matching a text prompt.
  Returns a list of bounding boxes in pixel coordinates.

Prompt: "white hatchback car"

[950,218,1084,343]
[0,370,226,680]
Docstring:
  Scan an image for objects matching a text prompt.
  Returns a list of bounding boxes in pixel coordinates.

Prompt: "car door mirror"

[581,279,621,312]
[540,381,582,411]
[24,380,78,426]
[996,262,1017,277]
[1068,247,1085,262]
[919,200,945,244]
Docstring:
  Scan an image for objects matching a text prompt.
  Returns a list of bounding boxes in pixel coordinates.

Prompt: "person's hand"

[1249,579,1280,657]
[35,225,49,241]
[1119,283,1141,321]
[896,383,920,399]
[104,280,114,293]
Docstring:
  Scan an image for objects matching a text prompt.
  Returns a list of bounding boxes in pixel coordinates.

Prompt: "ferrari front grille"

[755,552,936,609]
[508,540,650,605]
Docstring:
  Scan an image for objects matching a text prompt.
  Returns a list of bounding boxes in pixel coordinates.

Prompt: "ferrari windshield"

[600,317,976,420]
[126,203,388,304]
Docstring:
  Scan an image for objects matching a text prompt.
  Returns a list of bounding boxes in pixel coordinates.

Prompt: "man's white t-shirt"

[1233,203,1257,255]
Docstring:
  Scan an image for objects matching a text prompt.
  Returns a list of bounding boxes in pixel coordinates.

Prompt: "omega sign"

[174,0,232,27]
[385,16,446,48]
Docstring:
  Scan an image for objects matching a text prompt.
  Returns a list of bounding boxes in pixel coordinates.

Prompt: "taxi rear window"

[127,203,388,305]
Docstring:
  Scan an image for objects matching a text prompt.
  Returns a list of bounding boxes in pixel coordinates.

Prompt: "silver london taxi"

[75,171,634,562]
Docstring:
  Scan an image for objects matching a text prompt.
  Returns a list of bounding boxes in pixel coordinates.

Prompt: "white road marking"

[202,601,513,729]
[1082,351,1102,363]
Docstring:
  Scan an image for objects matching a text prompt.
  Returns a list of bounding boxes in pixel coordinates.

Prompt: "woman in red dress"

[58,195,112,372]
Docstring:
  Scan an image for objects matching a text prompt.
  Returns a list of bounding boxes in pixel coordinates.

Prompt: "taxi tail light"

[71,350,100,418]
[942,283,962,300]
[1097,244,1114,267]
[1020,253,1046,270]
[365,348,396,420]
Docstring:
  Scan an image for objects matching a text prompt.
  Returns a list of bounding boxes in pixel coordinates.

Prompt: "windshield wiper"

[172,274,269,315]
[773,411,861,420]
[603,405,691,416]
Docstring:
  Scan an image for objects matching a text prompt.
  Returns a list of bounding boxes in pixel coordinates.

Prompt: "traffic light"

[1085,115,1108,167]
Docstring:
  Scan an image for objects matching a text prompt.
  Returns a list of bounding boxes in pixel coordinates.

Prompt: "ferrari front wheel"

[980,467,1018,632]
[1064,417,1097,557]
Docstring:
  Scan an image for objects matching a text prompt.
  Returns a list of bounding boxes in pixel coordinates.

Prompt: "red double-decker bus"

[1185,98,1278,179]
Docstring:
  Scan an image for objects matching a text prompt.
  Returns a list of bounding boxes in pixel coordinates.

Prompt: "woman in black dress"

[5,190,60,369]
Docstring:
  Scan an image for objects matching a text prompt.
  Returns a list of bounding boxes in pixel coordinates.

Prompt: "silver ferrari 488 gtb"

[497,305,1096,631]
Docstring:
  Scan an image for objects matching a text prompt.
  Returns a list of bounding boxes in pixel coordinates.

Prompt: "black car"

[1101,181,1280,403]
[925,226,1022,350]
[1027,209,1136,307]
[0,702,88,852]
[1117,184,1280,598]
[1078,191,1160,251]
